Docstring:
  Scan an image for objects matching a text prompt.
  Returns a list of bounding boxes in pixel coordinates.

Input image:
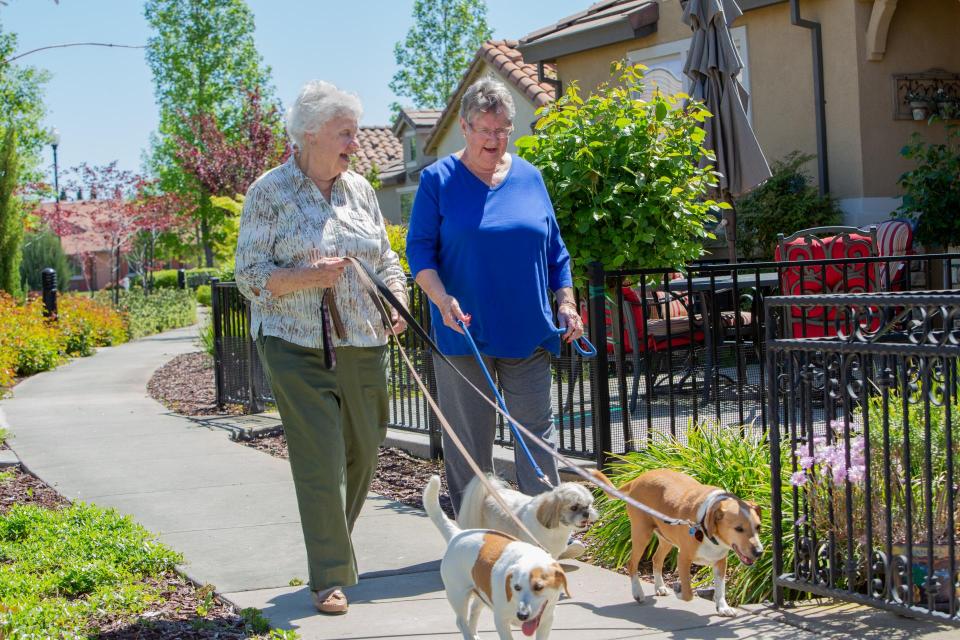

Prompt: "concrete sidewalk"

[1,324,957,639]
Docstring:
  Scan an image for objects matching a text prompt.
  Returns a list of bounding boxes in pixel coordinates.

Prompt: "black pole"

[52,144,60,203]
[210,278,225,410]
[766,300,784,608]
[587,262,612,469]
[40,268,58,319]
[177,268,186,290]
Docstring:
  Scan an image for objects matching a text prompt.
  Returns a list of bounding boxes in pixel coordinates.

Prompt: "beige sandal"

[312,588,348,615]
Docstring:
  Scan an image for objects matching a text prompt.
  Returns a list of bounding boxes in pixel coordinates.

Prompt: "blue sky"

[2,0,587,181]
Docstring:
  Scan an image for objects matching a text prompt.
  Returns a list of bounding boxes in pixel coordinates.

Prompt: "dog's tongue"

[521,612,541,636]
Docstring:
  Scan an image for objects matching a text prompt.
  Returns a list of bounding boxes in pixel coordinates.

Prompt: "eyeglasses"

[467,122,514,139]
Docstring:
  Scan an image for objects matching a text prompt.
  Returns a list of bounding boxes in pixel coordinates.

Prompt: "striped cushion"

[875,220,914,290]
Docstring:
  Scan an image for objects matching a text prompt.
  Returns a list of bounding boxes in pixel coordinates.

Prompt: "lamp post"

[50,127,61,202]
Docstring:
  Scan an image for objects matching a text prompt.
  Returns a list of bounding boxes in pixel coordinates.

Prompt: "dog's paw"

[655,585,670,597]
[558,541,585,560]
[717,605,738,617]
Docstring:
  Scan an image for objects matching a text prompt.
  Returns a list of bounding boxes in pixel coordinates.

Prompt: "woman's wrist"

[557,300,578,312]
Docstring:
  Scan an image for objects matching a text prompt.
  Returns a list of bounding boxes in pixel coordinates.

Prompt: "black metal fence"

[766,291,960,623]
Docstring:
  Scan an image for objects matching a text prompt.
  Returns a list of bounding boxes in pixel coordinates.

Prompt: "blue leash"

[456,319,597,485]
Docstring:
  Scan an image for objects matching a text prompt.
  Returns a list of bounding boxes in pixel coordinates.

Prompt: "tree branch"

[3,42,144,65]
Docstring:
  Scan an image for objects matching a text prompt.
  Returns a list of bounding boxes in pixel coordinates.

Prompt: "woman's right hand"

[308,256,348,288]
[438,294,470,334]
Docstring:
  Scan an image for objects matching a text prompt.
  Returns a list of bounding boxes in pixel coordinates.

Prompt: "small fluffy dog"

[424,475,569,639]
[457,475,598,560]
[592,468,763,617]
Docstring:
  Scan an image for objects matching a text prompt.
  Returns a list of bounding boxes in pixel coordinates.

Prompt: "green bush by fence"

[95,289,196,340]
[138,268,219,290]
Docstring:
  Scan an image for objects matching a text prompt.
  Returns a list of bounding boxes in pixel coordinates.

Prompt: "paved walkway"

[1,324,957,639]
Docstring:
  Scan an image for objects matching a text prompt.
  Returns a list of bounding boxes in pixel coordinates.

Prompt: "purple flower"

[799,454,815,470]
[791,471,808,487]
[847,464,866,484]
[796,515,807,526]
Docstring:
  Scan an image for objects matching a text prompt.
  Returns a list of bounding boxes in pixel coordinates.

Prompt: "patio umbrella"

[682,0,771,262]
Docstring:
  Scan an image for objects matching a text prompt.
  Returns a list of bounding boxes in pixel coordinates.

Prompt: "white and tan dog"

[457,475,598,560]
[424,475,569,639]
[592,468,763,617]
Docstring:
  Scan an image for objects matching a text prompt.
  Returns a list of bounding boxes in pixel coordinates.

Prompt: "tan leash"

[346,258,700,534]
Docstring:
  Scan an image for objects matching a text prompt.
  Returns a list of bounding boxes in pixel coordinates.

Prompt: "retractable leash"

[346,258,699,533]
[456,319,551,488]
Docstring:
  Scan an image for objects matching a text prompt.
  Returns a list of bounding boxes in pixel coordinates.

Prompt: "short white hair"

[285,80,363,148]
[460,76,515,124]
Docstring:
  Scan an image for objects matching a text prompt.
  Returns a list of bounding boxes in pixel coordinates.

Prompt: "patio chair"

[775,225,879,338]
[875,219,915,291]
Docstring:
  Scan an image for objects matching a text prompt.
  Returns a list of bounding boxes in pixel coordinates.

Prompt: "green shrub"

[197,316,215,356]
[56,294,127,357]
[586,426,798,606]
[517,61,723,284]
[0,294,61,378]
[735,152,842,260]
[385,224,409,274]
[897,124,960,249]
[147,268,219,290]
[19,228,74,294]
[96,289,197,340]
[0,501,182,636]
[195,284,212,306]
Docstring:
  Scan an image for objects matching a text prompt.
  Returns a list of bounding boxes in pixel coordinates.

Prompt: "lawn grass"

[0,475,297,638]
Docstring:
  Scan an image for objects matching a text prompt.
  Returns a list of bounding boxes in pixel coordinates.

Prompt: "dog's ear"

[504,571,513,602]
[713,504,726,524]
[750,502,762,520]
[551,562,571,597]
[536,494,564,529]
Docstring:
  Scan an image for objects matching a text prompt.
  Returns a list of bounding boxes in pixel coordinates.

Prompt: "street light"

[50,127,61,202]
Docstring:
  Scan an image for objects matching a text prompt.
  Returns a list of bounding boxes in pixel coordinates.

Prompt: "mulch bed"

[147,352,244,417]
[0,465,254,638]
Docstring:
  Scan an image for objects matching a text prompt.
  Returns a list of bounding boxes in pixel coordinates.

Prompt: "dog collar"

[689,489,736,546]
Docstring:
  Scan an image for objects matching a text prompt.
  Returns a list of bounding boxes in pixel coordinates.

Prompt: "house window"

[406,135,418,164]
[627,26,750,108]
[399,190,416,223]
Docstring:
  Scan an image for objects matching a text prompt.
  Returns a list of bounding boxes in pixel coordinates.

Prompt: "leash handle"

[553,327,597,358]
[456,319,550,486]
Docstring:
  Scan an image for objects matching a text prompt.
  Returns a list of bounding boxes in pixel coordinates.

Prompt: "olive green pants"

[257,335,389,592]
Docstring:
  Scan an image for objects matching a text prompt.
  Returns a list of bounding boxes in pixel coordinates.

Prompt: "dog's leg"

[676,548,695,602]
[448,587,479,640]
[651,535,673,596]
[628,514,654,603]
[493,614,515,640]
[536,604,556,639]
[713,557,737,617]
[467,596,483,638]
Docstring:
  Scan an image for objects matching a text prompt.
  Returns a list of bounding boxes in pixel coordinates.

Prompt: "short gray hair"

[459,77,515,124]
[285,80,363,148]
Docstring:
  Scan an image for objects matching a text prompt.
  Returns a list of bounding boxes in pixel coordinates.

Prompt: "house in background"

[35,201,131,292]
[424,39,557,159]
[353,126,404,223]
[518,0,960,228]
[375,108,442,223]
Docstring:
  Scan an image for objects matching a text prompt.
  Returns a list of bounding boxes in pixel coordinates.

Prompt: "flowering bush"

[57,295,128,357]
[0,294,61,382]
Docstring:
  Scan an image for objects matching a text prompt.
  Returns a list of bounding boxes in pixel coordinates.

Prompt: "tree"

[0,127,22,296]
[390,0,492,109]
[0,18,50,182]
[20,227,72,293]
[144,0,277,267]
[516,62,724,285]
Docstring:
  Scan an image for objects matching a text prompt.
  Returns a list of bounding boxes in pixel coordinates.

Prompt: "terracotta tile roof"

[424,39,557,154]
[353,126,402,176]
[35,202,118,255]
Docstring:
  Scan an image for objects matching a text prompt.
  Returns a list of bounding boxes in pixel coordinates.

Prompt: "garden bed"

[0,465,278,638]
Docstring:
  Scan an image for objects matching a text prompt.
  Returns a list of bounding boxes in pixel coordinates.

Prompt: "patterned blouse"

[235,156,407,349]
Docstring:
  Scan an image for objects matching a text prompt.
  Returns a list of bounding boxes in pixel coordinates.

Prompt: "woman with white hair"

[406,77,583,531]
[235,80,407,615]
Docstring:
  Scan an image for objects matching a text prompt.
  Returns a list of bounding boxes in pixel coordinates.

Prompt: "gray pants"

[434,348,560,514]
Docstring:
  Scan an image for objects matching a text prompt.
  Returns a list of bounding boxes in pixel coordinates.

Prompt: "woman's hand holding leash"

[438,293,471,334]
[308,253,348,288]
[556,301,584,343]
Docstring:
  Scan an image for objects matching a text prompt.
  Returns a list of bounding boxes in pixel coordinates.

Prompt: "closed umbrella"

[682,0,770,261]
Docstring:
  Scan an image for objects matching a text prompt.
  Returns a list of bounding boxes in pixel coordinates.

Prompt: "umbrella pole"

[722,196,737,264]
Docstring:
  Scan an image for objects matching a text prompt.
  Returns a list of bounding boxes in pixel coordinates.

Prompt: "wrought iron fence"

[765,291,960,623]
[586,254,960,466]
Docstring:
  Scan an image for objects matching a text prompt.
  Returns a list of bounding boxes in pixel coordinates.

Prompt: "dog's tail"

[423,475,460,543]
[589,468,616,489]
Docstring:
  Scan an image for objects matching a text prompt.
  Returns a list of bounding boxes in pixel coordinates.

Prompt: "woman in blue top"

[406,77,583,518]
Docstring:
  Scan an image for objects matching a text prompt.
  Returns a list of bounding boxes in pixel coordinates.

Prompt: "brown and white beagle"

[592,468,763,617]
[424,475,569,639]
